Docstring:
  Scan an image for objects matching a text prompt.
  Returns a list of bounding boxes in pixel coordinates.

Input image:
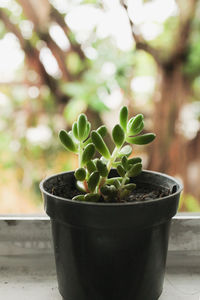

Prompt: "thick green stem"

[78,142,83,168]
[121,176,127,188]
[106,147,119,172]
[98,146,120,193]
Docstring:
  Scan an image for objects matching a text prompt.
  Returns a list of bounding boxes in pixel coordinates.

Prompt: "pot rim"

[40,170,183,207]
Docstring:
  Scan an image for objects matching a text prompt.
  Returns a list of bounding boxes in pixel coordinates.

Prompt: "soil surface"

[126,183,170,202]
[51,181,170,203]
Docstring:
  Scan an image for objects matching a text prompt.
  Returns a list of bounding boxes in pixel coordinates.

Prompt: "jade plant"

[59,106,155,203]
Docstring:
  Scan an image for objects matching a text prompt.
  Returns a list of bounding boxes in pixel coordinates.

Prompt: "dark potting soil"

[51,180,170,203]
[126,183,170,202]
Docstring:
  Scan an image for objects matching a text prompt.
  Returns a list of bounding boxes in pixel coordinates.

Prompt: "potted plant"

[40,106,182,300]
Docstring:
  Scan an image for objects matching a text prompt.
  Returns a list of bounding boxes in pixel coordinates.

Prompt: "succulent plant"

[59,106,155,202]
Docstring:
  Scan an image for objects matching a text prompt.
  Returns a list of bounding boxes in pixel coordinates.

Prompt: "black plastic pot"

[40,170,182,300]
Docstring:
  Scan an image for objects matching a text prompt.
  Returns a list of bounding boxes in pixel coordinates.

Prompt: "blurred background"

[0,0,200,213]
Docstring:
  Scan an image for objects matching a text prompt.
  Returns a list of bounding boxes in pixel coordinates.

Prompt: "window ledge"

[0,213,200,299]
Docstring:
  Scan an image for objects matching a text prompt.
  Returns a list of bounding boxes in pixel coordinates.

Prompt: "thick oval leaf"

[106,177,130,185]
[101,185,117,196]
[112,179,121,189]
[91,131,110,159]
[83,137,92,146]
[119,106,128,131]
[126,133,156,145]
[76,181,86,192]
[132,120,144,135]
[86,160,97,174]
[117,165,126,177]
[72,195,85,201]
[83,121,91,140]
[127,163,142,177]
[72,122,78,140]
[77,113,87,141]
[59,130,77,152]
[88,171,100,192]
[118,145,132,157]
[106,177,122,184]
[97,125,107,137]
[127,114,144,135]
[100,156,108,164]
[128,157,142,165]
[96,159,108,177]
[82,143,95,165]
[75,168,86,181]
[122,156,128,170]
[123,183,136,190]
[112,124,125,148]
[84,193,100,202]
[120,189,131,199]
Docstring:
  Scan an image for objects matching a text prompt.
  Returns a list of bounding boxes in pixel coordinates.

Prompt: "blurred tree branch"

[0,8,69,103]
[169,0,198,63]
[0,10,25,48]
[17,0,72,81]
[50,7,86,60]
[121,1,163,66]
[122,0,198,67]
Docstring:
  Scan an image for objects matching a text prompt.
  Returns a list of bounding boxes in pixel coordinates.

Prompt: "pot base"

[40,170,182,300]
[61,293,162,300]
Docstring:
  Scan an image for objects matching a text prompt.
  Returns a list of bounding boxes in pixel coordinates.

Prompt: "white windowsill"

[0,213,200,299]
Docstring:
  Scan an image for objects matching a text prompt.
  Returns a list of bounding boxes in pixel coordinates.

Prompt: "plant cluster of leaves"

[59,106,156,203]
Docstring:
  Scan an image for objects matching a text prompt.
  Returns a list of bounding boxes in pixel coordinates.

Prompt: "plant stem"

[78,142,83,168]
[121,175,127,188]
[106,146,119,172]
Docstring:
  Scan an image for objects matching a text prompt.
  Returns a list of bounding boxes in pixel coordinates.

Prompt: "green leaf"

[83,137,92,146]
[106,177,130,185]
[126,133,156,145]
[127,114,144,135]
[106,177,123,184]
[122,156,128,169]
[118,145,132,157]
[83,125,107,147]
[88,171,100,192]
[100,157,108,164]
[97,125,107,137]
[77,113,87,141]
[127,163,142,177]
[81,143,95,165]
[112,161,121,167]
[117,165,126,177]
[128,157,142,165]
[112,179,121,189]
[119,106,128,131]
[75,168,86,181]
[91,131,110,159]
[123,183,136,190]
[112,124,125,148]
[72,195,85,201]
[86,160,97,174]
[72,122,78,140]
[120,189,131,198]
[132,120,144,135]
[101,185,118,197]
[84,193,100,202]
[76,181,87,192]
[83,122,91,140]
[59,130,77,152]
[96,159,108,177]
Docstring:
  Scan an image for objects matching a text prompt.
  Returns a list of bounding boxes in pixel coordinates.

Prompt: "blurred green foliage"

[0,0,200,212]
